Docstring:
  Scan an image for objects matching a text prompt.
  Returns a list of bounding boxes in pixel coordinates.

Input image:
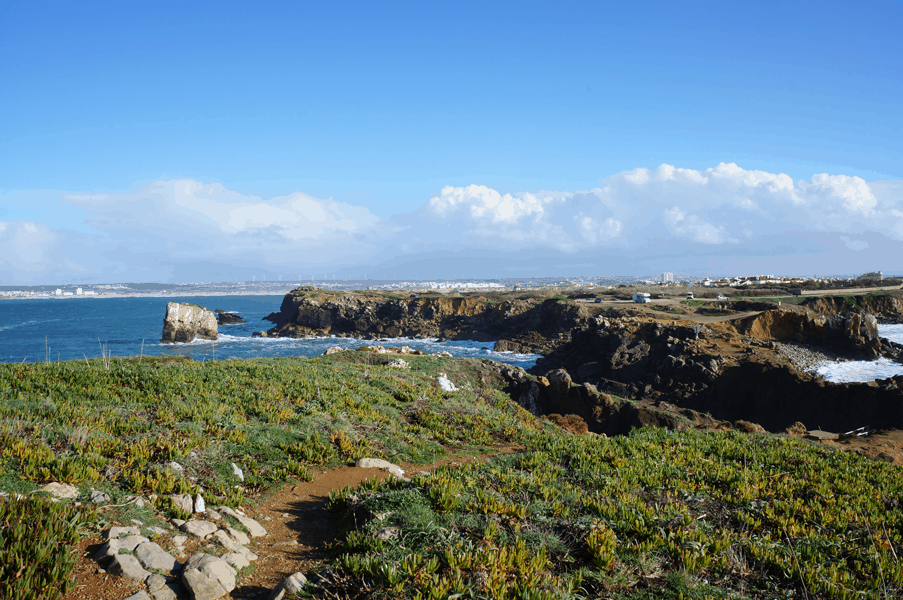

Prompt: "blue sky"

[1,1,902,283]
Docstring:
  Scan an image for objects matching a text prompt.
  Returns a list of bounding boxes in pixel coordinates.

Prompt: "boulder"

[108,553,152,582]
[161,302,218,343]
[355,457,405,479]
[214,309,246,325]
[182,567,227,600]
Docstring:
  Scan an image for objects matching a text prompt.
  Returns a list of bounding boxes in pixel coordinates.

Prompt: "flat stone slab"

[806,430,839,440]
[108,553,151,582]
[123,592,152,600]
[220,552,250,570]
[355,457,405,479]
[180,520,218,539]
[135,541,179,572]
[218,506,267,537]
[104,526,140,540]
[95,535,149,559]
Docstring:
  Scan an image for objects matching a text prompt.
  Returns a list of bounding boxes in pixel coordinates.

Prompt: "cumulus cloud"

[2,165,902,283]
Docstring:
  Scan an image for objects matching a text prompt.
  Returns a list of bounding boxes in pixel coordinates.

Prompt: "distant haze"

[1,164,902,284]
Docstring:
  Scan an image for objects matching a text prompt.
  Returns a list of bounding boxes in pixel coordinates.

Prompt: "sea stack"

[161,302,218,343]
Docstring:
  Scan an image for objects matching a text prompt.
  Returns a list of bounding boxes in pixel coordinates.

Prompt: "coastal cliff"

[262,287,598,353]
[263,287,903,433]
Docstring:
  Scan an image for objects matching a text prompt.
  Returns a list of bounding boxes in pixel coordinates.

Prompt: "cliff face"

[803,293,903,324]
[263,288,595,353]
[161,302,218,343]
[733,309,884,358]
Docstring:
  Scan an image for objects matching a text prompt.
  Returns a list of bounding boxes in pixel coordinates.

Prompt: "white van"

[632,292,651,303]
[686,292,694,300]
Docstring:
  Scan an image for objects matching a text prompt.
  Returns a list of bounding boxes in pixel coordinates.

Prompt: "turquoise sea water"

[0,296,540,368]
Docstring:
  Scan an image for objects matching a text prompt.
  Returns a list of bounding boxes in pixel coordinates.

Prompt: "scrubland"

[0,352,901,599]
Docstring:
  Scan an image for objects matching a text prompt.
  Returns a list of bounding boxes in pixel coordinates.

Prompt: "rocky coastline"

[264,286,903,435]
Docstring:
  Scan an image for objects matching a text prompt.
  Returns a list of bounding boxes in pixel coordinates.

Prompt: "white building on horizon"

[661,272,674,283]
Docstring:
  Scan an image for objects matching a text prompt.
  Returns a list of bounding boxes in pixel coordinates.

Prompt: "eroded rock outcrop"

[215,309,246,325]
[262,287,594,353]
[734,309,885,358]
[161,302,218,343]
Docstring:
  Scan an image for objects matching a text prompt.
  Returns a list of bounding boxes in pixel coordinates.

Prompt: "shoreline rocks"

[161,302,218,343]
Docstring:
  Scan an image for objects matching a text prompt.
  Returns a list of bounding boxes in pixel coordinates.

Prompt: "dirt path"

[65,451,516,600]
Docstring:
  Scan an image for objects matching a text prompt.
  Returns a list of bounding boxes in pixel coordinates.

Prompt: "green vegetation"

[324,428,903,600]
[0,355,540,506]
[651,305,685,315]
[2,350,902,599]
[0,496,97,599]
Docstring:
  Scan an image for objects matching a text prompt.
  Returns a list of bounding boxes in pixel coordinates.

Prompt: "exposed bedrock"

[528,308,903,433]
[215,309,246,325]
[263,287,596,353]
[734,309,886,359]
[161,303,218,343]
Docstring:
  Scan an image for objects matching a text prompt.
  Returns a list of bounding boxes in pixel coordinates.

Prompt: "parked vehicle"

[686,292,694,300]
[716,295,728,300]
[632,292,652,303]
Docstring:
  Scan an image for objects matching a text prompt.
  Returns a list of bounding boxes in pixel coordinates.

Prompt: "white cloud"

[2,165,902,283]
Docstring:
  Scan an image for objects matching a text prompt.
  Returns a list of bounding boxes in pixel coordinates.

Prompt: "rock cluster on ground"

[161,302,218,343]
[94,501,269,600]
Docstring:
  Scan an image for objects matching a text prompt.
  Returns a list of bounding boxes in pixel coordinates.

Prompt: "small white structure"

[632,292,651,303]
[54,288,62,296]
[661,272,674,283]
[76,287,83,295]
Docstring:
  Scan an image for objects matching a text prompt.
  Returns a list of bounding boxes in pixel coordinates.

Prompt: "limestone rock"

[220,552,250,570]
[90,490,111,503]
[231,462,244,482]
[146,574,170,593]
[38,482,79,499]
[95,535,149,559]
[104,526,140,540]
[269,572,308,600]
[180,520,218,539]
[151,586,179,600]
[134,541,179,572]
[169,493,194,514]
[123,592,153,600]
[182,567,227,600]
[217,506,267,537]
[108,553,151,582]
[185,553,237,593]
[161,302,218,343]
[193,494,206,513]
[225,526,251,546]
[355,457,405,479]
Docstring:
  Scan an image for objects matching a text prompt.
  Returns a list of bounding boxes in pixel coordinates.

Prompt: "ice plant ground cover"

[325,428,903,600]
[0,352,900,598]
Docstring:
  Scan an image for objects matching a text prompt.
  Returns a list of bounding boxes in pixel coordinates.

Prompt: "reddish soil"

[61,431,903,599]
[64,450,516,600]
[815,429,903,465]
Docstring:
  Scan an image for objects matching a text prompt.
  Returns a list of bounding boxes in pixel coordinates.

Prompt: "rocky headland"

[262,286,593,353]
[265,286,903,437]
[161,302,218,343]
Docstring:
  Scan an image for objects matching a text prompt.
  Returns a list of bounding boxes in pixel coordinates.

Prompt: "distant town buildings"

[661,272,674,283]
[858,271,883,281]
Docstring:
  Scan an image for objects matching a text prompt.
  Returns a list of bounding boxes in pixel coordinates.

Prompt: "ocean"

[0,296,541,368]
